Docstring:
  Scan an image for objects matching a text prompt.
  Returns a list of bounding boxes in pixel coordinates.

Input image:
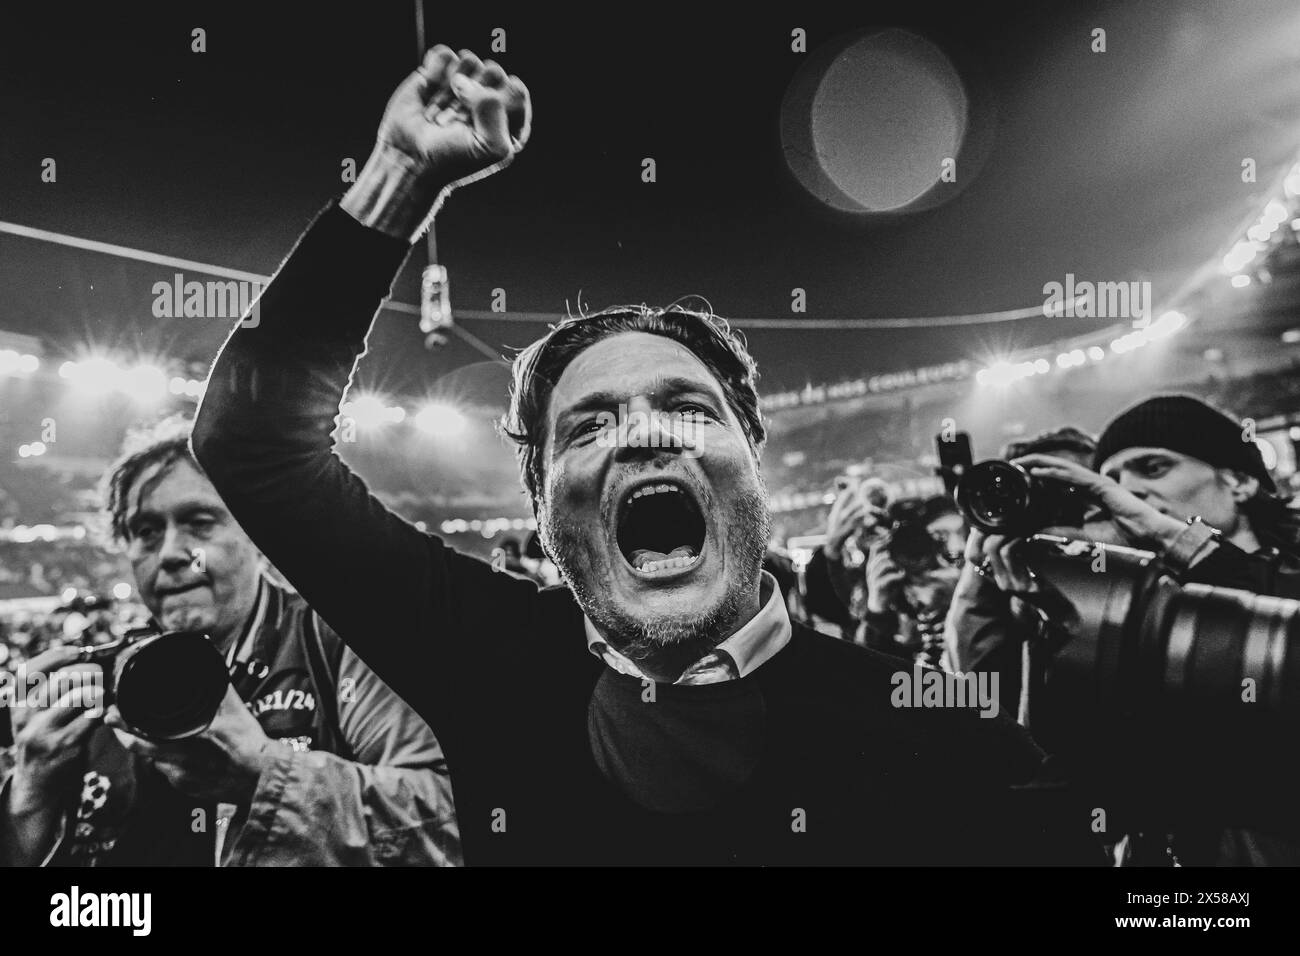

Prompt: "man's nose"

[159,525,195,571]
[613,403,687,462]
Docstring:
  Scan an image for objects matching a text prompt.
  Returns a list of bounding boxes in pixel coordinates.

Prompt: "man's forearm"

[0,776,64,867]
[945,565,1017,672]
[340,144,449,243]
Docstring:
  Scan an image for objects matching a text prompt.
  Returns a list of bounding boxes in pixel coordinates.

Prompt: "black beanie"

[1092,394,1275,493]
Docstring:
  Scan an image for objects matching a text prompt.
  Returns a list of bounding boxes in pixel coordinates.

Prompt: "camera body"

[955,459,1086,536]
[882,504,958,576]
[78,627,230,741]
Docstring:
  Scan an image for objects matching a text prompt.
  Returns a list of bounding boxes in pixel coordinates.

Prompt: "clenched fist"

[343,45,532,241]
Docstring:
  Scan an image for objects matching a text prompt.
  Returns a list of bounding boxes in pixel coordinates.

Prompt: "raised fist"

[378,45,532,193]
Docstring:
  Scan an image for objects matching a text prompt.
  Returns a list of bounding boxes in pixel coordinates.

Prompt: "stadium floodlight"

[1147,311,1187,339]
[341,394,394,429]
[122,364,168,404]
[414,402,468,438]
[68,356,123,395]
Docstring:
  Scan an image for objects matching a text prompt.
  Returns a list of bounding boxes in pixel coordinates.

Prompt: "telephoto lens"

[1020,536,1300,829]
[79,630,230,740]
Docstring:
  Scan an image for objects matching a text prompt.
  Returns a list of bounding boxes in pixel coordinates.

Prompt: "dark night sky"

[2,1,1300,423]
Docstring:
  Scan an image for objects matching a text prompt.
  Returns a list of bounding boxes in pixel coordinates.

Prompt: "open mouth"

[615,479,707,575]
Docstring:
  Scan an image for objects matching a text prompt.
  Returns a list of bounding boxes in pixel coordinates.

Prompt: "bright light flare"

[414,402,467,438]
[121,364,168,404]
[341,394,399,429]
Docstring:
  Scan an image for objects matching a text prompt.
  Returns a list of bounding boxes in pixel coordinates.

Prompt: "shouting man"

[192,45,1085,864]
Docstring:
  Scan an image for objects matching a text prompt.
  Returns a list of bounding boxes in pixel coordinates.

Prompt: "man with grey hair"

[1,417,459,866]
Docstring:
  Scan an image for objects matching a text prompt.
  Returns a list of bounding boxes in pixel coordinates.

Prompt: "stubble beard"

[539,476,772,670]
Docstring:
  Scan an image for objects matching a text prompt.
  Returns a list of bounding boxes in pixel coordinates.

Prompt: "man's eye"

[1139,461,1170,478]
[677,404,712,421]
[575,419,605,437]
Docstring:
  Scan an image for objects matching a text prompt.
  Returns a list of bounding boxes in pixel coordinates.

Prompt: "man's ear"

[1222,470,1260,502]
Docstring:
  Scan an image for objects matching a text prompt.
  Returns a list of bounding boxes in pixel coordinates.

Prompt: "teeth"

[634,551,700,573]
[629,482,683,501]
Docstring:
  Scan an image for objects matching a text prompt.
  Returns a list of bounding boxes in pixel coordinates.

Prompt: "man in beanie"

[973,394,1300,865]
[1015,394,1300,597]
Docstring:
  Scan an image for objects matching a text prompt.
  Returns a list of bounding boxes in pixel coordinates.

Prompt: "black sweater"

[193,204,1090,865]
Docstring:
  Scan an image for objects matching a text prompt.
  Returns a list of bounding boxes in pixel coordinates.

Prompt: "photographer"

[803,476,889,641]
[944,427,1098,722]
[963,395,1300,865]
[812,485,965,666]
[0,419,460,866]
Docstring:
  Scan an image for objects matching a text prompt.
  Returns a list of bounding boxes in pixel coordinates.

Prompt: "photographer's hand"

[825,485,867,561]
[825,482,888,562]
[968,528,1040,596]
[1015,454,1187,551]
[864,542,907,614]
[110,684,274,809]
[341,44,532,241]
[3,645,104,866]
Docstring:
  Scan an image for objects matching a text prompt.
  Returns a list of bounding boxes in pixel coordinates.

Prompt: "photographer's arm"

[944,559,1020,672]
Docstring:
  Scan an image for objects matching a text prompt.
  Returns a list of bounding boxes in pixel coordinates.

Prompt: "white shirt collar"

[584,570,792,683]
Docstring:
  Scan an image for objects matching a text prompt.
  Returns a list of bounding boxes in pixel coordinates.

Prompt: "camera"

[1018,535,1300,824]
[882,500,961,576]
[955,459,1086,536]
[76,627,230,741]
